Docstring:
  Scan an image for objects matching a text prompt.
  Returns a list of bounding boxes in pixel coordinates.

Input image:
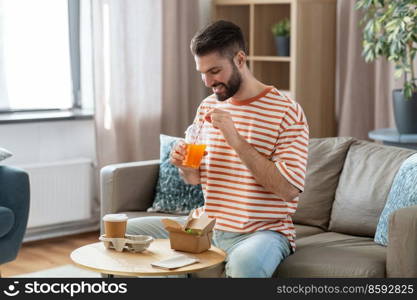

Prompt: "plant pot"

[393,89,417,134]
[274,36,290,56]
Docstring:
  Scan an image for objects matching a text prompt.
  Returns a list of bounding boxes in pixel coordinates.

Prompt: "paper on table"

[151,254,200,270]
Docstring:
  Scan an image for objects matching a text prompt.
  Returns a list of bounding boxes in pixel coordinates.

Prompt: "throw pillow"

[0,147,13,161]
[147,134,205,214]
[374,153,417,246]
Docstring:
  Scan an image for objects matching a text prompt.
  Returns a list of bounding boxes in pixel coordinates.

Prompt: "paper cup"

[102,214,128,238]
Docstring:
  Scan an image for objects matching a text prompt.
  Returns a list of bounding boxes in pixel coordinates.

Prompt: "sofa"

[100,137,417,278]
[0,166,30,276]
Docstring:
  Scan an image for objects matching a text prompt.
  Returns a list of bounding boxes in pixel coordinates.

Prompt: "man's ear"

[234,51,246,68]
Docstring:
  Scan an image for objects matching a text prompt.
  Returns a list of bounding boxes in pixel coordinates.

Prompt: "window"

[0,0,80,112]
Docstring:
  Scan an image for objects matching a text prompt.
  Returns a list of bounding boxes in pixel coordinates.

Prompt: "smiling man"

[127,20,309,278]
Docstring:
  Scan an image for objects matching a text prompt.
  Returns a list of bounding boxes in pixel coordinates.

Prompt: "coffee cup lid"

[102,213,128,222]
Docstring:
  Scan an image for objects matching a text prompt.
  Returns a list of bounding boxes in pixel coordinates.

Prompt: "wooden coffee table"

[70,239,226,277]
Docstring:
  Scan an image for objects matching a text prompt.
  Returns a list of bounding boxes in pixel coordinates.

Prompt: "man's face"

[195,52,242,101]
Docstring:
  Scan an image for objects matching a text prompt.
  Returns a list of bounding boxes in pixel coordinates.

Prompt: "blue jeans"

[127,216,291,278]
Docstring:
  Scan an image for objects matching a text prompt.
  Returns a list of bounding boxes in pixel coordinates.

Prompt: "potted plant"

[355,0,417,134]
[272,18,290,56]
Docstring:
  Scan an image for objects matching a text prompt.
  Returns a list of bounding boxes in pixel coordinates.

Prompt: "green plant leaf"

[394,68,404,78]
[271,18,290,37]
[404,83,412,99]
[355,0,416,92]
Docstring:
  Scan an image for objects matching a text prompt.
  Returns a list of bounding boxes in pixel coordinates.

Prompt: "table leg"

[107,274,114,278]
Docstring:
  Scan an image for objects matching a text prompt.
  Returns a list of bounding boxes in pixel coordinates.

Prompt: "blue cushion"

[147,134,205,214]
[0,206,15,238]
[374,153,417,246]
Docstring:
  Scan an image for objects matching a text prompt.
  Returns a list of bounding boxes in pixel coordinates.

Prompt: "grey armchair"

[0,166,30,275]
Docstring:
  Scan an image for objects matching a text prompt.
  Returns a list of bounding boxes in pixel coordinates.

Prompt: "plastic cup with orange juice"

[182,123,206,169]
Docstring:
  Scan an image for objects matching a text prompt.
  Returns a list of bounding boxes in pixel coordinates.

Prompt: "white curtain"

[162,0,204,137]
[91,0,163,166]
[86,0,203,219]
[90,0,203,169]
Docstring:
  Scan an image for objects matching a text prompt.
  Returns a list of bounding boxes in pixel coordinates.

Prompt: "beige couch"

[100,137,417,278]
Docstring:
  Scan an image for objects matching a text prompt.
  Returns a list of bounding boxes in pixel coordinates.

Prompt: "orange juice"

[182,144,206,168]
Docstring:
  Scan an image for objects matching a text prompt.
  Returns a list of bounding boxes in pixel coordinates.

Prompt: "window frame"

[0,0,82,113]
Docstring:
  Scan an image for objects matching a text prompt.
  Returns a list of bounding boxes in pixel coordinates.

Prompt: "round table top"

[70,239,226,276]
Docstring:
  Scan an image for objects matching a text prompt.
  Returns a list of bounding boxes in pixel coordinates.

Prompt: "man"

[127,20,309,278]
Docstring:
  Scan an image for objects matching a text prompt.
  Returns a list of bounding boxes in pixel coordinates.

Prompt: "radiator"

[19,158,94,228]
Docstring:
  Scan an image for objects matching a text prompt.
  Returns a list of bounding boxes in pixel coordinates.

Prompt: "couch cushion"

[329,141,414,237]
[0,206,14,238]
[294,224,325,239]
[276,232,386,278]
[147,134,205,214]
[375,153,417,245]
[292,137,355,230]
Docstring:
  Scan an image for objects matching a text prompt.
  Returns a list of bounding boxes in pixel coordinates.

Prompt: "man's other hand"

[205,108,243,149]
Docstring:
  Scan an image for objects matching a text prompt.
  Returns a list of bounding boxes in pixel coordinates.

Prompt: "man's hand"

[170,139,208,167]
[169,139,188,168]
[169,139,202,185]
[205,108,243,149]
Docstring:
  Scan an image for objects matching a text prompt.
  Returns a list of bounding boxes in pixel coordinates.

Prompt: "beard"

[212,64,242,102]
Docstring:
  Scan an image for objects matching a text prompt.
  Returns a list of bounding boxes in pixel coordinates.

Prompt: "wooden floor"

[1,231,100,277]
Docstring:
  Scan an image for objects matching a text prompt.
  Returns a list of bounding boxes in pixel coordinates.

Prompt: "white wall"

[0,119,98,240]
[0,120,96,166]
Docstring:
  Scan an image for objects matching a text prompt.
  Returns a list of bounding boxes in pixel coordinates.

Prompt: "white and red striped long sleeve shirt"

[190,86,309,251]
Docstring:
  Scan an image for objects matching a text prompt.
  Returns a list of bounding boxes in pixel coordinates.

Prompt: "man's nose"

[202,74,214,88]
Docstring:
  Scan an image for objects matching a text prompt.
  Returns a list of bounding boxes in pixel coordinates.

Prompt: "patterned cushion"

[0,147,12,161]
[374,153,417,246]
[147,134,205,214]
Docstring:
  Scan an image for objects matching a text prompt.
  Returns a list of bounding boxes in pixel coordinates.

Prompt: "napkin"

[151,254,199,270]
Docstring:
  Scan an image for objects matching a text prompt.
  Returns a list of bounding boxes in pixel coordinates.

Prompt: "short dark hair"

[190,20,246,59]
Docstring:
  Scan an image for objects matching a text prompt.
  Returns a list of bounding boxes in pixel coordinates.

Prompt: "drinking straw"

[192,119,205,144]
[190,106,212,144]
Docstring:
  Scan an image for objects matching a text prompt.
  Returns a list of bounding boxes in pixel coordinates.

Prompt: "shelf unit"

[213,0,337,138]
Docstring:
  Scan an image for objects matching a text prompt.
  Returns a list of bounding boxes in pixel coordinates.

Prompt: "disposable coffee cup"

[102,214,128,238]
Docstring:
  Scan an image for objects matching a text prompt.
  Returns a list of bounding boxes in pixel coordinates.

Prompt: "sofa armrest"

[386,205,417,277]
[100,159,160,218]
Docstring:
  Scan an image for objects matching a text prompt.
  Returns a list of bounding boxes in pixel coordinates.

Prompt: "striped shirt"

[189,86,309,251]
